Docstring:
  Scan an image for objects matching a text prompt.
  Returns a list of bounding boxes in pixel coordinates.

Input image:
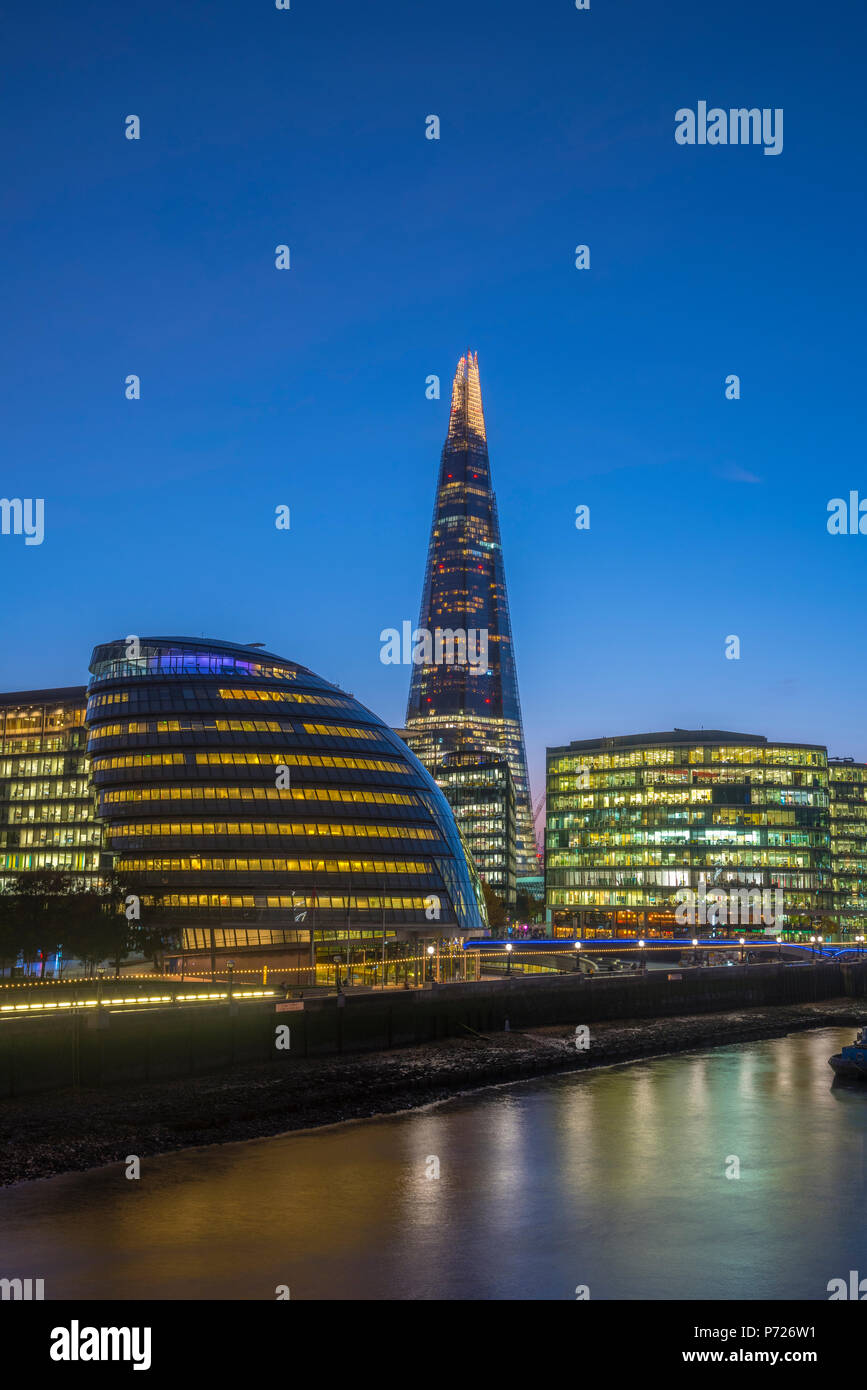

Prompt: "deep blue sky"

[2,0,865,806]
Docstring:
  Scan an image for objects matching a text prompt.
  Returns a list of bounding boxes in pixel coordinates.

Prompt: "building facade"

[403,352,536,873]
[435,751,516,905]
[517,874,544,901]
[546,730,834,937]
[829,758,867,938]
[87,636,487,977]
[0,687,104,885]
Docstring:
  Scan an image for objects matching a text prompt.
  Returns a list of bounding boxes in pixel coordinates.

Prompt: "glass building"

[517,874,545,901]
[0,687,104,885]
[829,758,867,938]
[403,352,536,873]
[87,636,486,977]
[546,729,834,938]
[435,751,516,906]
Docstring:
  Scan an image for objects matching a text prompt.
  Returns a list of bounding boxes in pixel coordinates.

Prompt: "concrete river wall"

[2,960,866,1097]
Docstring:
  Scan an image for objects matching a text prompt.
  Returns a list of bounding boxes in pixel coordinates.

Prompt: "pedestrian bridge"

[462,938,864,970]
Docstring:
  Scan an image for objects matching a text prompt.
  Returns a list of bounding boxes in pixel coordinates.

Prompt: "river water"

[2,1026,866,1300]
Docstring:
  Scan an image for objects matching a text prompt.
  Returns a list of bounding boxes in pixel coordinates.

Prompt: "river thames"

[3,1026,866,1300]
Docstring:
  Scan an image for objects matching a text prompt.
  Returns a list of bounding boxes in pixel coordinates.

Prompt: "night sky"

[2,0,865,807]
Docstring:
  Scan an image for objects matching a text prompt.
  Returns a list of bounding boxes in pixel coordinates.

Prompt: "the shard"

[404,352,536,874]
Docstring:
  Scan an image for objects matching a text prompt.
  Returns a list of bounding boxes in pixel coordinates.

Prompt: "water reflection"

[1,1028,865,1300]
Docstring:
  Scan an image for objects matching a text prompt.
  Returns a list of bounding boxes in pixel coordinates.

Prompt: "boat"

[829,1027,867,1081]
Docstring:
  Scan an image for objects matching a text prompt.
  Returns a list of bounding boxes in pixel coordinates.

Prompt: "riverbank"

[1,997,862,1186]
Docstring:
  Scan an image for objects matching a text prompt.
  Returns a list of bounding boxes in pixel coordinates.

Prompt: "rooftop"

[548,729,827,755]
[0,686,88,707]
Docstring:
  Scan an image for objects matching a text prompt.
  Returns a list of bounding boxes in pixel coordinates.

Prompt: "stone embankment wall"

[2,960,864,1097]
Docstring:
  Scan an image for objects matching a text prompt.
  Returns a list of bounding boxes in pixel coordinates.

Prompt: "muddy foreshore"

[0,998,861,1187]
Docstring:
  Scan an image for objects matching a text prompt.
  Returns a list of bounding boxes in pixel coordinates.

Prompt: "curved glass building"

[87,636,486,976]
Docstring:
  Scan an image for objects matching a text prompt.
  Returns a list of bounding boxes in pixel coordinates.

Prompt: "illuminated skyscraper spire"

[446,351,486,447]
[404,353,535,874]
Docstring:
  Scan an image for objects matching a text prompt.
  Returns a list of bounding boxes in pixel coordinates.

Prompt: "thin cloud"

[718,464,763,484]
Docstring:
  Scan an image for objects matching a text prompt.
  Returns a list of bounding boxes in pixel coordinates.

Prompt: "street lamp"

[638,939,646,974]
[692,937,699,967]
[227,960,235,996]
[426,944,435,983]
[505,942,513,977]
[810,935,816,962]
[574,941,582,974]
[739,937,745,966]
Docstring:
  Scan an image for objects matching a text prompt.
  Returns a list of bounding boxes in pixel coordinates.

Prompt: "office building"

[403,352,535,872]
[546,729,833,937]
[435,750,516,905]
[87,635,487,976]
[0,687,104,884]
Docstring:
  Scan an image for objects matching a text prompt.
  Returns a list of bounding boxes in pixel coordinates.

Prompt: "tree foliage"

[0,870,145,975]
[481,879,507,929]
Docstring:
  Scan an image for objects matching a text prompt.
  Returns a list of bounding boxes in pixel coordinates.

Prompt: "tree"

[0,870,138,977]
[515,887,541,923]
[135,920,178,974]
[62,871,145,975]
[2,871,71,977]
[481,880,507,930]
[0,883,23,976]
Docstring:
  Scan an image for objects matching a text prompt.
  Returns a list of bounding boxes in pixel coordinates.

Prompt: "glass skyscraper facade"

[87,636,486,973]
[546,729,834,937]
[404,352,535,874]
[829,758,867,937]
[435,751,517,905]
[0,687,104,885]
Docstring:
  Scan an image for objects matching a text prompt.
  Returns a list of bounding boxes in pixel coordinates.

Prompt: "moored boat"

[829,1027,867,1080]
